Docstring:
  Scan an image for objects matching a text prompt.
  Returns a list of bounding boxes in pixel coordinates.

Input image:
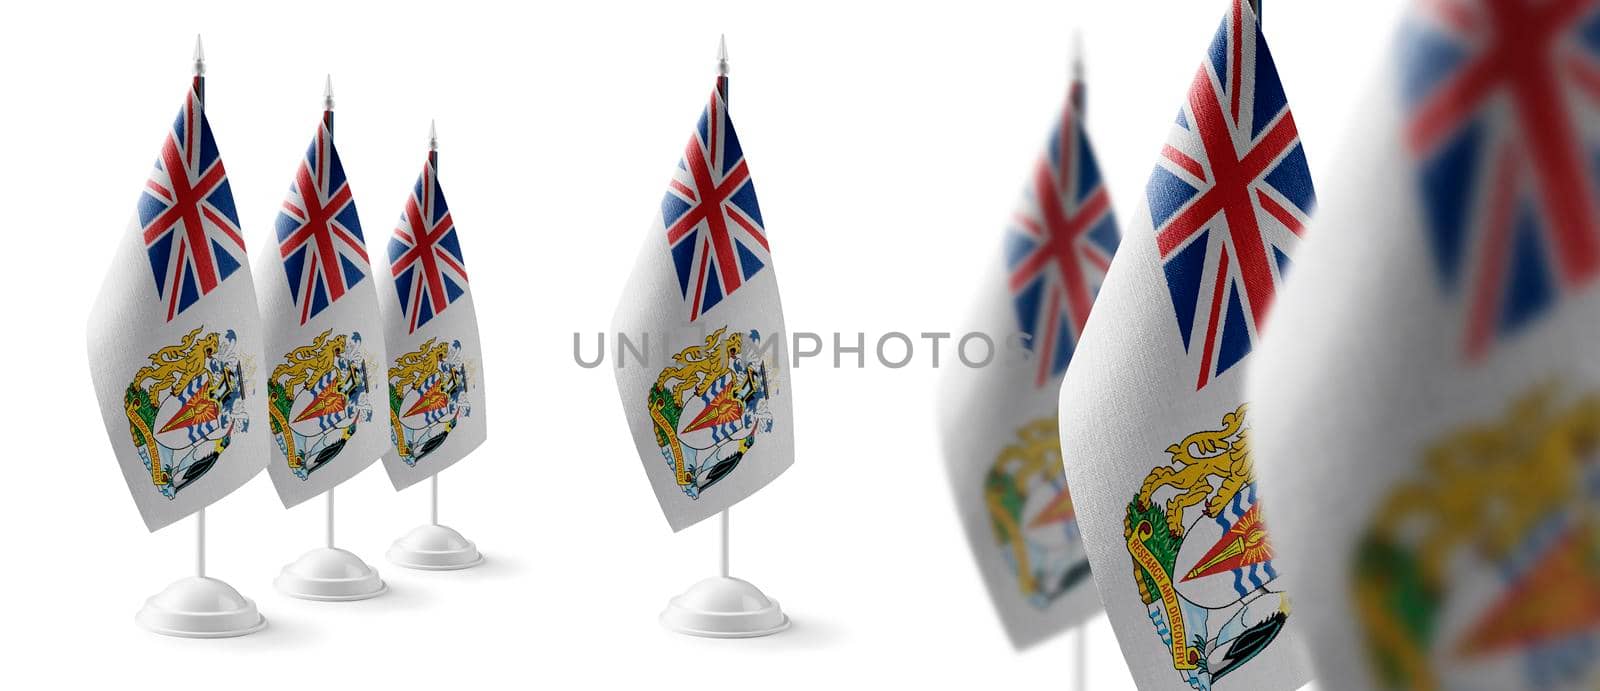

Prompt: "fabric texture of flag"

[255,116,390,508]
[611,75,794,532]
[1248,1,1600,688]
[374,149,486,490]
[87,84,269,532]
[1056,1,1316,688]
[939,75,1118,648]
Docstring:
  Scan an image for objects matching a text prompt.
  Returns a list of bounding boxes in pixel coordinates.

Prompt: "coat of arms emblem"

[388,337,472,466]
[648,327,777,499]
[1353,386,1600,689]
[987,417,1090,608]
[267,330,373,479]
[1123,403,1288,689]
[122,327,251,498]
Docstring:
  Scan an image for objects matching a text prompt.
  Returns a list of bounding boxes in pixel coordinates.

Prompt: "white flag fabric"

[939,79,1118,648]
[1056,1,1318,687]
[611,76,794,532]
[87,84,269,532]
[374,150,487,490]
[1248,2,1600,688]
[255,117,389,508]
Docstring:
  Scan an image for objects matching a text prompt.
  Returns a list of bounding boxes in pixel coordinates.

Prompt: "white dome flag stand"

[660,508,789,638]
[275,487,387,600]
[138,508,268,637]
[388,473,484,570]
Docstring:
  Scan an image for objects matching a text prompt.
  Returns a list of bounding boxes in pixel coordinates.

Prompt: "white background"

[3,0,1400,687]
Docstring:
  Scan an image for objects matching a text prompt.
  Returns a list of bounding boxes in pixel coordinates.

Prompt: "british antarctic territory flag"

[374,149,487,491]
[255,116,389,509]
[612,74,795,532]
[1247,2,1600,689]
[940,75,1120,649]
[1057,2,1317,689]
[88,84,270,532]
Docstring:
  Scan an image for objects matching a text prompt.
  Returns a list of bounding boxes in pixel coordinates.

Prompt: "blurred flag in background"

[1249,0,1600,688]
[940,57,1118,648]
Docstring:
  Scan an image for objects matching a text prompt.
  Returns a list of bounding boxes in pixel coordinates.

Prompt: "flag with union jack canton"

[375,147,487,491]
[88,82,270,532]
[1404,0,1600,359]
[940,72,1119,650]
[391,158,471,334]
[276,121,368,325]
[255,115,389,508]
[1149,0,1316,391]
[662,77,771,322]
[613,73,794,532]
[137,88,247,323]
[1247,2,1600,690]
[1057,2,1316,688]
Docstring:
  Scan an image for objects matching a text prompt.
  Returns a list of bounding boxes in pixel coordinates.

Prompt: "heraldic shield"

[1124,404,1290,690]
[124,326,251,499]
[388,336,473,467]
[987,418,1092,609]
[268,329,374,480]
[648,327,779,500]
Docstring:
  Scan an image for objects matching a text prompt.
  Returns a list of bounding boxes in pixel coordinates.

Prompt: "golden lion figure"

[655,327,743,399]
[132,327,220,400]
[390,337,451,393]
[1368,387,1598,591]
[1134,403,1253,540]
[271,329,346,392]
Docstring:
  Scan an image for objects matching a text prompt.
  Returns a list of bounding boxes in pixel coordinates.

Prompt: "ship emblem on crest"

[388,337,472,466]
[123,327,251,498]
[267,330,373,480]
[986,417,1091,608]
[1124,403,1289,689]
[1353,386,1600,689]
[648,327,777,499]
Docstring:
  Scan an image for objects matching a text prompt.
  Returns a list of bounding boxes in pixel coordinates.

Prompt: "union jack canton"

[1147,0,1317,391]
[1403,0,1600,359]
[276,121,368,325]
[1006,84,1119,389]
[662,77,770,322]
[389,157,469,334]
[137,87,247,322]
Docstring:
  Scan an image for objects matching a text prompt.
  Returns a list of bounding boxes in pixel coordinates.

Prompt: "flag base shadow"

[660,576,790,638]
[136,576,268,638]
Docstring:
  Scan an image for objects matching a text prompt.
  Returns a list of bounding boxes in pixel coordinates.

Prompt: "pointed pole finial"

[1072,31,1084,83]
[192,34,206,77]
[717,34,729,77]
[323,74,334,111]
[429,119,438,151]
[1070,31,1086,117]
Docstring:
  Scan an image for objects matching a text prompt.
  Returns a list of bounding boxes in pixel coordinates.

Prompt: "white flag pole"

[656,37,789,639]
[386,122,486,572]
[430,475,440,526]
[272,75,388,601]
[132,38,267,639]
[719,509,730,578]
[1067,41,1091,691]
[196,508,208,579]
